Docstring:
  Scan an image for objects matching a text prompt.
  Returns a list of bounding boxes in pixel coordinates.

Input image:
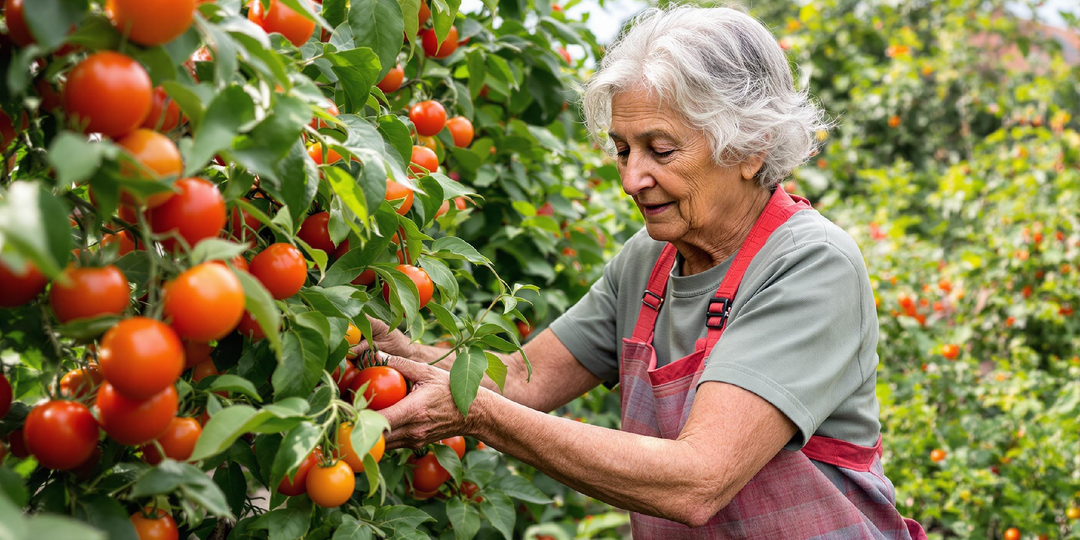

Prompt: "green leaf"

[444,497,481,540]
[130,461,234,519]
[231,95,309,182]
[431,443,462,485]
[325,166,370,224]
[479,492,515,540]
[22,0,88,50]
[325,48,381,114]
[491,475,551,503]
[272,324,328,400]
[431,0,461,46]
[234,269,283,353]
[0,468,28,508]
[449,346,488,417]
[252,500,314,540]
[204,375,263,401]
[48,132,110,185]
[418,256,457,309]
[323,207,397,287]
[333,515,373,540]
[377,115,412,173]
[213,462,248,518]
[431,237,489,265]
[269,422,323,492]
[25,515,106,540]
[190,238,249,265]
[72,495,138,540]
[372,506,435,530]
[399,0,420,42]
[349,409,390,462]
[483,352,507,393]
[0,181,72,278]
[190,401,312,460]
[347,0,404,82]
[185,85,256,174]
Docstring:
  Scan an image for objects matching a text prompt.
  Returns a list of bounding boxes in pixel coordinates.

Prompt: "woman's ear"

[740,154,765,181]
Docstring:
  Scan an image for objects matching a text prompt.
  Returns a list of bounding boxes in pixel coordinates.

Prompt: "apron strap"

[630,243,679,342]
[703,186,811,351]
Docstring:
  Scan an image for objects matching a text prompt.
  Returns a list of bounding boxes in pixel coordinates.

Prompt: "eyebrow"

[608,129,679,143]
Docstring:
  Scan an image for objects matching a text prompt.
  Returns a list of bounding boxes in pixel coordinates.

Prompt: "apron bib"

[619,186,926,540]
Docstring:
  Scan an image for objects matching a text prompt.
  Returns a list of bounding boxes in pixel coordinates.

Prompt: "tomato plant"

[98,316,184,399]
[22,400,99,470]
[305,460,355,508]
[350,365,407,411]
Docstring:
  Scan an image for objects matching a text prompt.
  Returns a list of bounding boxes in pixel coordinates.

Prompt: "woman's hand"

[350,316,416,359]
[378,356,482,451]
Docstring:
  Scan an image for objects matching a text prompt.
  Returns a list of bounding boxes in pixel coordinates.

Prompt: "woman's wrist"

[463,385,498,443]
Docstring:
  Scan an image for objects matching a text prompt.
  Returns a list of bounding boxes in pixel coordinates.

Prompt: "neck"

[674,187,772,276]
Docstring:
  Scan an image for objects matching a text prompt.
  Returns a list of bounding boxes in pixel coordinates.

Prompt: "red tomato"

[7,428,29,458]
[250,243,307,299]
[409,101,446,137]
[516,320,532,339]
[0,373,10,418]
[130,507,179,540]
[116,129,182,208]
[279,450,319,496]
[386,179,415,215]
[182,340,214,369]
[440,436,466,459]
[191,359,220,383]
[229,197,262,242]
[298,212,337,253]
[421,27,458,59]
[333,363,360,396]
[4,0,34,47]
[99,317,184,399]
[1003,528,1020,540]
[0,259,49,308]
[350,366,407,410]
[23,400,100,470]
[417,1,430,27]
[941,344,959,360]
[383,264,434,308]
[308,142,342,165]
[410,452,449,492]
[35,78,64,112]
[148,178,227,251]
[460,480,482,502]
[376,64,405,93]
[49,265,129,323]
[306,460,355,507]
[236,311,269,341]
[248,0,316,47]
[96,382,178,445]
[141,86,183,132]
[445,117,474,148]
[557,47,571,64]
[409,145,439,176]
[100,230,139,256]
[63,51,151,137]
[59,363,104,399]
[347,269,375,288]
[141,417,202,465]
[106,0,195,47]
[163,263,245,341]
[309,101,339,130]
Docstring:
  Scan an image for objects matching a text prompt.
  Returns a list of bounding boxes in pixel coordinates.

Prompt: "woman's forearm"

[407,342,521,396]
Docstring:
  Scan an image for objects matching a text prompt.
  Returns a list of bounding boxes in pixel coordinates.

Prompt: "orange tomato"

[59,364,104,398]
[248,0,316,47]
[445,116,474,148]
[162,262,245,342]
[929,448,946,462]
[306,460,355,507]
[106,0,196,46]
[335,423,385,472]
[63,52,152,138]
[141,416,202,464]
[99,317,184,399]
[385,180,415,215]
[142,86,183,132]
[49,265,130,323]
[376,64,405,93]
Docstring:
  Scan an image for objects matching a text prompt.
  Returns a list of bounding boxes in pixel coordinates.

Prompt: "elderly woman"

[364,6,926,539]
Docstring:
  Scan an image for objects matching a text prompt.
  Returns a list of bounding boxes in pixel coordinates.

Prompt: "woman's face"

[609,88,747,245]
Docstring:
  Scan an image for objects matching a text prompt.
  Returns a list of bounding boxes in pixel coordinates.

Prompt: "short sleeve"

[699,242,870,450]
[549,251,625,385]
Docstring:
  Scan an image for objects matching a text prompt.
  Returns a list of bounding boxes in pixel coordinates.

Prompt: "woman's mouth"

[641,202,673,216]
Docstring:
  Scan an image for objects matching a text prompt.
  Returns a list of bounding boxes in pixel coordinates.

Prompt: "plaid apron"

[619,187,926,539]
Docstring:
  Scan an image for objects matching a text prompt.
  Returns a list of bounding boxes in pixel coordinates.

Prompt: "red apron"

[619,187,926,539]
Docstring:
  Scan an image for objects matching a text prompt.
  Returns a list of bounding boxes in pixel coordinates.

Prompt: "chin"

[642,221,683,243]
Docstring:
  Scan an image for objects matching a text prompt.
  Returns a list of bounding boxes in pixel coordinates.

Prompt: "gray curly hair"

[582,5,831,188]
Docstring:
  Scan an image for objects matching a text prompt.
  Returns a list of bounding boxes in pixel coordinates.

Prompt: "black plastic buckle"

[642,290,664,310]
[706,297,732,328]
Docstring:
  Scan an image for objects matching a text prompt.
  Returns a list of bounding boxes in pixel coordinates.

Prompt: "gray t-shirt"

[550,210,881,450]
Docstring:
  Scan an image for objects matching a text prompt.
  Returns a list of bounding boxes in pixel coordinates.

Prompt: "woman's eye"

[653,149,674,157]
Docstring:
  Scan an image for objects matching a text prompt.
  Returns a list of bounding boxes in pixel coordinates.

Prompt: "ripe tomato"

[96,382,178,445]
[409,101,446,137]
[460,480,482,503]
[279,450,319,496]
[1003,528,1020,540]
[99,317,184,399]
[417,1,430,27]
[149,178,227,251]
[929,448,946,462]
[333,363,359,396]
[183,340,214,369]
[941,344,959,360]
[557,47,571,64]
[7,428,29,458]
[310,101,339,130]
[141,87,183,132]
[106,0,195,46]
[4,0,34,46]
[409,145,439,176]
[191,359,221,383]
[248,0,316,47]
[345,323,363,347]
[386,179,415,215]
[421,27,458,59]
[141,416,202,465]
[335,423,384,472]
[308,142,342,165]
[516,320,532,339]
[0,259,48,308]
[410,452,449,492]
[306,460,355,507]
[350,366,407,410]
[130,507,179,540]
[59,364,104,398]
[116,129,182,207]
[250,243,307,299]
[298,212,337,254]
[163,263,245,341]
[383,264,434,308]
[445,117,474,148]
[236,311,268,341]
[49,265,129,323]
[229,197,262,242]
[0,373,10,418]
[23,400,99,470]
[376,64,405,93]
[63,52,151,137]
[440,436,466,459]
[352,269,376,287]
[101,230,139,256]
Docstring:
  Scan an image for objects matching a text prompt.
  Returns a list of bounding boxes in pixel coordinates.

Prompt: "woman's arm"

[380,356,797,528]
[354,320,602,412]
